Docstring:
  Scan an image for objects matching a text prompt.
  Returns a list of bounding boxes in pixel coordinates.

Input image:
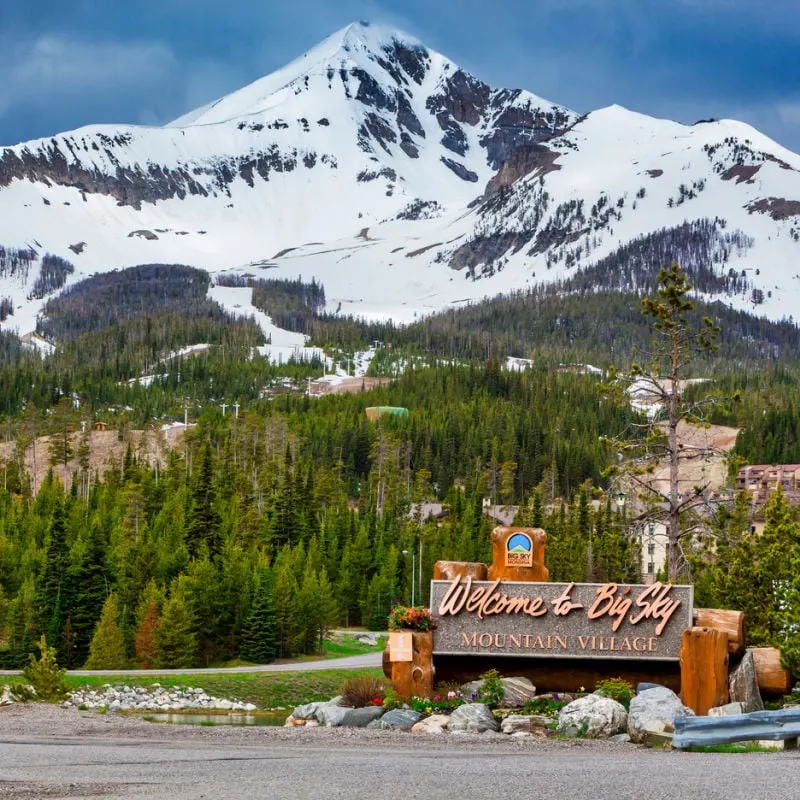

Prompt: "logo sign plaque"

[504,532,533,568]
[430,578,693,661]
[389,631,414,662]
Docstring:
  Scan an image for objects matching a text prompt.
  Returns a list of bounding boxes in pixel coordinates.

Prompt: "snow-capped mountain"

[1,21,800,334]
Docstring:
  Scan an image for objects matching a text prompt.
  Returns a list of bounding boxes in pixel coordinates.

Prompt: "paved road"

[0,651,382,678]
[0,733,798,800]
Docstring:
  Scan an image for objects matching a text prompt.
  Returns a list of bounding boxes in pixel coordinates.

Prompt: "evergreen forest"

[1,259,800,676]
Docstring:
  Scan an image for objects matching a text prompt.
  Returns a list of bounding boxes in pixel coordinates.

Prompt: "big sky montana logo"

[505,532,533,568]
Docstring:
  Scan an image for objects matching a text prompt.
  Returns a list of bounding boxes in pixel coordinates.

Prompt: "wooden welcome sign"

[385,525,782,714]
[431,577,693,661]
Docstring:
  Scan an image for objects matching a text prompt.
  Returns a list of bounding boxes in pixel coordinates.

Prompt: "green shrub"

[22,636,69,702]
[522,693,573,717]
[341,674,388,708]
[382,686,403,709]
[594,677,635,710]
[408,689,465,713]
[477,669,505,708]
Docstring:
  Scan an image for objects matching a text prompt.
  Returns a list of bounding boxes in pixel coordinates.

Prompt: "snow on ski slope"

[208,283,326,364]
[1,22,800,336]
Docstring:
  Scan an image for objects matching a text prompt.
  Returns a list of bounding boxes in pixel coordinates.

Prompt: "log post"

[692,608,746,655]
[391,631,434,700]
[382,642,392,679]
[750,647,791,696]
[680,626,730,715]
[433,561,488,581]
[487,527,549,582]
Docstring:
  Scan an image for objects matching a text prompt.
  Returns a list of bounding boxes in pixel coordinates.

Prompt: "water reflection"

[142,712,287,727]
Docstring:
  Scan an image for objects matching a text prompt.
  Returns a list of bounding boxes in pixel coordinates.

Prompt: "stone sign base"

[431,654,681,694]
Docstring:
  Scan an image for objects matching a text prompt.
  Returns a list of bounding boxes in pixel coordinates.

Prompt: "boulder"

[636,682,664,694]
[380,709,422,730]
[500,677,537,707]
[411,713,450,734]
[609,733,632,743]
[557,695,627,739]
[729,651,765,713]
[0,686,15,706]
[627,685,694,743]
[357,633,380,646]
[317,703,350,727]
[708,702,745,717]
[449,703,499,733]
[411,715,449,735]
[289,702,324,722]
[500,715,534,734]
[366,719,383,730]
[458,677,537,708]
[340,707,384,727]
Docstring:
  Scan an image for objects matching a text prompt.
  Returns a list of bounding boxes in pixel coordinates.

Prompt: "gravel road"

[0,652,381,679]
[1,705,798,800]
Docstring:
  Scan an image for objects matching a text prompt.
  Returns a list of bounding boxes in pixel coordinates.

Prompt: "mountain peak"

[337,20,423,52]
[169,21,429,128]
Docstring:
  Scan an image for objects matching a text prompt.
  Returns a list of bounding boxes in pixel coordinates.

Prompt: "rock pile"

[63,685,257,712]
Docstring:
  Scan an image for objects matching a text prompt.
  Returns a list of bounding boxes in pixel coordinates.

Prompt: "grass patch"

[316,637,385,659]
[63,667,383,710]
[686,742,781,754]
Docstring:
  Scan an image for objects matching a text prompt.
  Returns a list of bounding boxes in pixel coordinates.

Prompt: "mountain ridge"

[1,21,799,340]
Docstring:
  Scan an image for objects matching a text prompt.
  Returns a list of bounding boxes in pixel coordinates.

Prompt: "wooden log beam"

[751,647,791,696]
[680,626,730,715]
[692,608,746,655]
[433,561,488,581]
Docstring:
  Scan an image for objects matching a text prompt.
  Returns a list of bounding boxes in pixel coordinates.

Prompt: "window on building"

[647,562,655,574]
[648,524,655,537]
[648,543,655,555]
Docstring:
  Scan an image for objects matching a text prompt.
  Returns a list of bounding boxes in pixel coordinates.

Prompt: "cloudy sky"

[1,0,799,152]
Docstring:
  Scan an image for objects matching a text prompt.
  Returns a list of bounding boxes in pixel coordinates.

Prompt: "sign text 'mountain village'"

[430,578,694,661]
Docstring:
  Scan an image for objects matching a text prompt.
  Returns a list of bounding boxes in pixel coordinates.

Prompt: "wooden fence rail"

[673,708,800,750]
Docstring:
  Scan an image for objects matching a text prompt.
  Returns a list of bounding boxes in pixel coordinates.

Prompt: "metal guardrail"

[673,708,800,749]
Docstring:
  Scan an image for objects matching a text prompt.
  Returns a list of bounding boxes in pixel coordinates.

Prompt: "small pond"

[141,712,287,727]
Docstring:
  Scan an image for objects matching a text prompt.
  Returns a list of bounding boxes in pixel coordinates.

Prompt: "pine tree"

[294,563,321,655]
[184,442,221,558]
[36,502,69,647]
[316,568,340,655]
[240,571,278,664]
[134,600,160,669]
[273,556,298,658]
[605,263,722,579]
[68,523,109,667]
[154,582,197,668]
[84,593,127,669]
